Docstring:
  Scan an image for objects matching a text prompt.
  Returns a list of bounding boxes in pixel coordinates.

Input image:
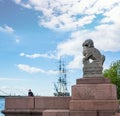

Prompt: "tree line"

[103,60,120,99]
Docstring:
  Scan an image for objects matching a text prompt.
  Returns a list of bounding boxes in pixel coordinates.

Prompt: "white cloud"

[0,25,14,33]
[57,37,82,56]
[14,0,120,31]
[20,52,59,59]
[56,22,120,69]
[0,77,24,81]
[14,0,120,69]
[14,0,32,9]
[101,4,120,24]
[15,36,21,43]
[67,55,82,69]
[17,64,45,73]
[17,64,58,74]
[47,70,58,75]
[14,0,21,4]
[0,25,21,44]
[15,38,20,43]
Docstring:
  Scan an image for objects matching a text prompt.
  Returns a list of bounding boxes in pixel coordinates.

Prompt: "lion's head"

[82,39,94,48]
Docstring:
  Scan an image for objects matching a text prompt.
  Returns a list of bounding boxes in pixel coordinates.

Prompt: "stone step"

[113,113,120,116]
[70,100,119,111]
[43,109,69,116]
[70,111,96,116]
[76,77,111,84]
[70,110,116,116]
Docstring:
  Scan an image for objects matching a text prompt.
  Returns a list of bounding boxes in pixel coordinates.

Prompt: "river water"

[0,98,5,116]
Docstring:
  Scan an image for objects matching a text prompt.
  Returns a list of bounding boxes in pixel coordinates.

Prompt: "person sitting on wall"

[28,89,34,96]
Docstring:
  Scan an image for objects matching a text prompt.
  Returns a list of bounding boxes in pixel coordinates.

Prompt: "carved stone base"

[76,77,111,84]
[71,84,117,100]
[83,62,103,77]
[70,77,119,116]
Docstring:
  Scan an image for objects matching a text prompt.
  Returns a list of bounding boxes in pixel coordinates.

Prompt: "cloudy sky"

[0,0,120,96]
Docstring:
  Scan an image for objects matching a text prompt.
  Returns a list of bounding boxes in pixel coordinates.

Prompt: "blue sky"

[0,0,120,96]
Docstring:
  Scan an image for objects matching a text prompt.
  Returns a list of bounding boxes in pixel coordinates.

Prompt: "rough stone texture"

[35,96,71,110]
[70,77,119,116]
[5,97,34,110]
[98,110,116,116]
[43,110,69,116]
[2,110,42,116]
[76,77,111,84]
[70,110,116,116]
[70,111,97,116]
[71,84,117,100]
[83,62,103,77]
[69,100,119,111]
[114,113,120,116]
[2,96,71,116]
[82,39,105,77]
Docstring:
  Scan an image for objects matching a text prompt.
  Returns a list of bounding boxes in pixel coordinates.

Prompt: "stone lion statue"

[82,39,105,77]
[82,39,105,65]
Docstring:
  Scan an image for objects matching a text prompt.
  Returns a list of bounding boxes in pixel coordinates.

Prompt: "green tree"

[103,60,120,99]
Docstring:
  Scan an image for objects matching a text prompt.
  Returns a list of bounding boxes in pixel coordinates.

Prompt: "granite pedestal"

[69,77,119,116]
